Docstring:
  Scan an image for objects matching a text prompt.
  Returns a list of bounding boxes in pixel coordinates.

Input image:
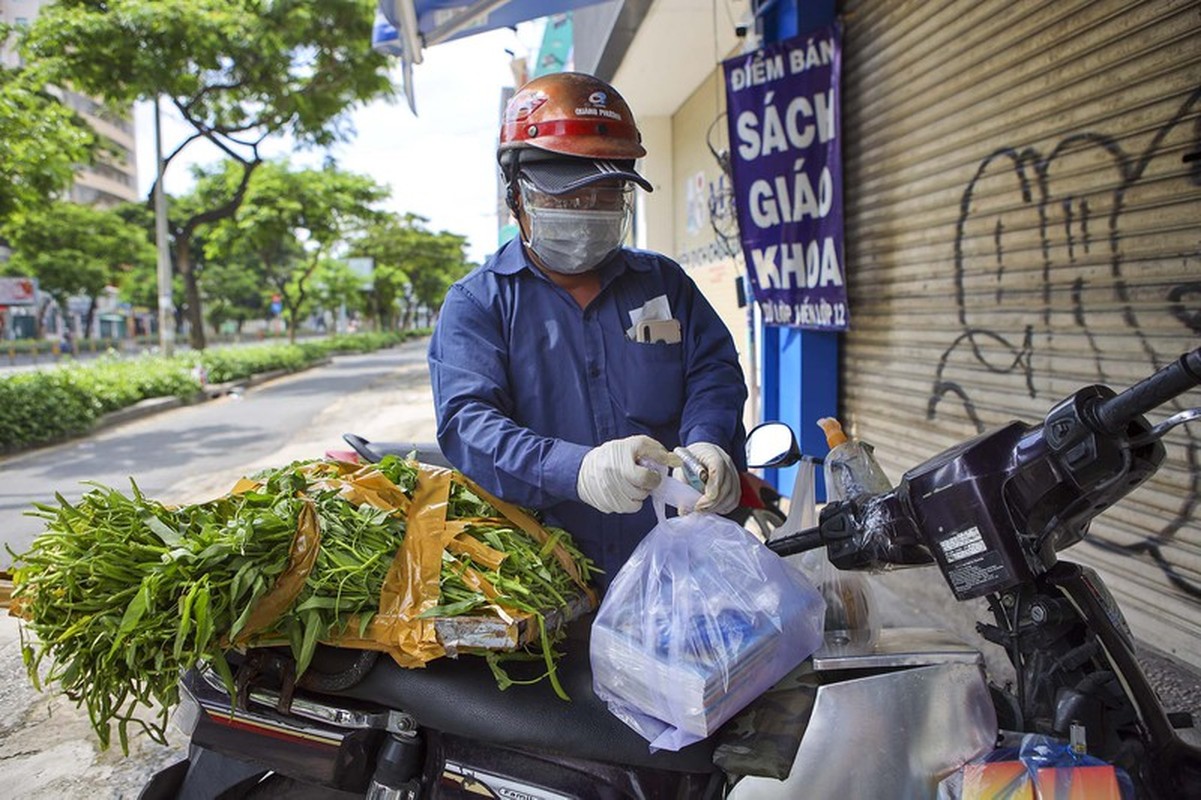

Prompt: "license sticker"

[939,526,987,563]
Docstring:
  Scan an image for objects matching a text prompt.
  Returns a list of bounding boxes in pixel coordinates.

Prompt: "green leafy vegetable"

[9,456,598,752]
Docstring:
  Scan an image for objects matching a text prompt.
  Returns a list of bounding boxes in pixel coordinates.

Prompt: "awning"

[373,0,605,113]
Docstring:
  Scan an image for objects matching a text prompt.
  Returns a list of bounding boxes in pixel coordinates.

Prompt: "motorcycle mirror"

[746,422,801,468]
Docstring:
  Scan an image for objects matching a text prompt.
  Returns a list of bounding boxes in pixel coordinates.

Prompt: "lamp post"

[153,97,175,356]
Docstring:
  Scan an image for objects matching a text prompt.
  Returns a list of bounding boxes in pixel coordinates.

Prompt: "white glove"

[577,435,681,514]
[675,442,740,514]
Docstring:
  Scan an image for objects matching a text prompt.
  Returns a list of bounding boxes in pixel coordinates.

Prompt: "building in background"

[1,0,139,208]
[1,0,140,341]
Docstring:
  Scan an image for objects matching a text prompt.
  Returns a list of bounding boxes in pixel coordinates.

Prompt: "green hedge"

[190,342,310,384]
[0,369,106,446]
[0,330,425,453]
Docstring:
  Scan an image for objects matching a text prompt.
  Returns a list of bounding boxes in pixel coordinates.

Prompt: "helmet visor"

[518,156,653,194]
[520,177,634,213]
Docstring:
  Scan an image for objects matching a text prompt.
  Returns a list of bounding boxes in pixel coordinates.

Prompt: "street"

[0,339,439,798]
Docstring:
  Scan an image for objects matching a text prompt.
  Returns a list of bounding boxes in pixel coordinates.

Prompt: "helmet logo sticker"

[574,105,622,122]
[507,91,548,122]
[576,89,622,122]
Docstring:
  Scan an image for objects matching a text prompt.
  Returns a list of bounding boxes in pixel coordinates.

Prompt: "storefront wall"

[669,70,754,396]
[837,0,1201,660]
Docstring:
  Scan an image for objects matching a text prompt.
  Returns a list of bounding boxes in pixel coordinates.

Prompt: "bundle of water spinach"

[8,456,598,752]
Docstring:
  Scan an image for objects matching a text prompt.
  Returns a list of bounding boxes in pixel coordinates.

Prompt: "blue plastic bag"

[590,475,826,751]
[936,733,1135,799]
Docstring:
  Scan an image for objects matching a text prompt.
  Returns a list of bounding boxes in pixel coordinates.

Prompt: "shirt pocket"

[618,339,685,428]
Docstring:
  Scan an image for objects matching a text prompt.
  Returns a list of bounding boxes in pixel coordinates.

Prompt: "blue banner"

[723,24,848,331]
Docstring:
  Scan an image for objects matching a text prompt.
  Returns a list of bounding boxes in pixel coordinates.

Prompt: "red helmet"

[498,72,646,164]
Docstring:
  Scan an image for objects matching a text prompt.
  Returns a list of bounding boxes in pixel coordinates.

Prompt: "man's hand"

[577,435,681,514]
[675,442,740,514]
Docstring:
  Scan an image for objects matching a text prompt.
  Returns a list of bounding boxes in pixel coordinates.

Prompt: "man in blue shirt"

[428,73,747,584]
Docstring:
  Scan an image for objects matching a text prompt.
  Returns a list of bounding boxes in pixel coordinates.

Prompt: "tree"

[407,229,472,324]
[3,202,155,336]
[0,60,95,225]
[204,160,388,341]
[24,0,394,349]
[352,214,471,330]
[112,201,191,336]
[311,258,369,330]
[203,256,271,335]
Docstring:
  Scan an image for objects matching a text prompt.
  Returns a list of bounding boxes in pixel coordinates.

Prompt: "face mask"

[523,206,631,275]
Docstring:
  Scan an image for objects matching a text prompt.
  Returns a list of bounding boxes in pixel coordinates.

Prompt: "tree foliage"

[351,214,471,329]
[23,0,394,349]
[3,202,156,336]
[311,258,370,326]
[203,255,271,333]
[203,160,388,341]
[0,61,95,225]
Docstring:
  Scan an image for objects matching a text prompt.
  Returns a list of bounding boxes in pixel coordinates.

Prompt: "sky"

[133,23,546,266]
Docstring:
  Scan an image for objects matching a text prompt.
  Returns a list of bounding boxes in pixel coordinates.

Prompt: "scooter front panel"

[727,662,996,799]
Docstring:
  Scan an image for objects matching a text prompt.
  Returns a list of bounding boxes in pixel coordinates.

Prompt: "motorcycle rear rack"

[196,663,416,736]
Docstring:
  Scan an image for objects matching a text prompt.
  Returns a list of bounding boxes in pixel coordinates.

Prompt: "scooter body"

[140,435,998,799]
[144,624,996,799]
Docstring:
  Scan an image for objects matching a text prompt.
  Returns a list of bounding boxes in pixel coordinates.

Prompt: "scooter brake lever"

[1128,407,1201,447]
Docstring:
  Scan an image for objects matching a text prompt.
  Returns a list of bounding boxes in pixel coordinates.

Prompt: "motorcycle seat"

[325,616,719,774]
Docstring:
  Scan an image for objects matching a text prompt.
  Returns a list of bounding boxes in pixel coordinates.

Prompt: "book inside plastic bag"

[590,475,826,751]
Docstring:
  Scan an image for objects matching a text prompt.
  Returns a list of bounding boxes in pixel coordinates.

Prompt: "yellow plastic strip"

[454,475,595,603]
[326,461,595,666]
[446,533,507,572]
[371,465,456,666]
[444,557,515,623]
[232,498,322,645]
[229,477,261,496]
[304,465,412,518]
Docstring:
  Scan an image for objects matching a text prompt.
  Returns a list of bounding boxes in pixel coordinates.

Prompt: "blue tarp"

[380,0,600,46]
[373,0,604,111]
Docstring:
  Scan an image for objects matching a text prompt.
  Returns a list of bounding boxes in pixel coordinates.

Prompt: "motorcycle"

[754,346,1201,799]
[141,349,1201,799]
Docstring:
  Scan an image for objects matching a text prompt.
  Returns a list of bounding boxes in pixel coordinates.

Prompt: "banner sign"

[723,24,848,330]
[347,256,375,291]
[0,277,37,306]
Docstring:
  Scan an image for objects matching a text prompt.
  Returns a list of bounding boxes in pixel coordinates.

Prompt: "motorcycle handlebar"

[765,526,824,557]
[1092,347,1201,435]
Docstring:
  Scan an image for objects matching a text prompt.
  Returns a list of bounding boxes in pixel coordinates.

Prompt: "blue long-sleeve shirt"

[428,238,747,582]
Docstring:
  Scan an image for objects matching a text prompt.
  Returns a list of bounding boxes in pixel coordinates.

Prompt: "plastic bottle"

[808,417,884,644]
[817,417,893,500]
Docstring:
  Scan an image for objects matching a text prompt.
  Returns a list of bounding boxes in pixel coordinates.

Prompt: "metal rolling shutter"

[837,0,1201,660]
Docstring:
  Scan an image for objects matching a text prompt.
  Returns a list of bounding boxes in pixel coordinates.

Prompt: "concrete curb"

[90,396,185,434]
[98,360,332,428]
